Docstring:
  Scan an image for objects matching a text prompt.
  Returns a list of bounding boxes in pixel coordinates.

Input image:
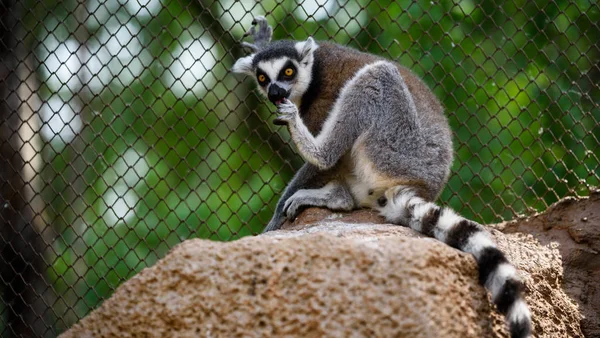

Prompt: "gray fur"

[264,164,318,231]
[363,64,453,200]
[265,162,346,231]
[241,16,272,52]
[283,181,355,220]
[274,60,452,202]
[233,18,532,338]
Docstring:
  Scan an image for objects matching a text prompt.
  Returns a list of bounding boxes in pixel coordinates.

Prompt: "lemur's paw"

[244,16,271,40]
[283,193,310,220]
[240,16,272,52]
[273,99,298,125]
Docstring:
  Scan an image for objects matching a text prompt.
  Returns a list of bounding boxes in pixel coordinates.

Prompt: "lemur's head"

[232,17,318,105]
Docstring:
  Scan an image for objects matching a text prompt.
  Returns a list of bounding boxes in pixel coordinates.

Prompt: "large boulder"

[61,195,598,337]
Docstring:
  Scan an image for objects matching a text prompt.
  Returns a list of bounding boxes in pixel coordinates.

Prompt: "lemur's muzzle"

[268,84,289,105]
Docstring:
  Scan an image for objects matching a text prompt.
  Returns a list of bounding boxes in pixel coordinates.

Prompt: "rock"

[61,204,587,338]
[496,191,600,337]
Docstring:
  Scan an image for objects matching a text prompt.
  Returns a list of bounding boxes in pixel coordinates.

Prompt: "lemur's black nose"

[268,84,288,104]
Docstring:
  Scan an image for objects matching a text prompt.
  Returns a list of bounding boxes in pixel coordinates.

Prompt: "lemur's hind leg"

[284,181,355,220]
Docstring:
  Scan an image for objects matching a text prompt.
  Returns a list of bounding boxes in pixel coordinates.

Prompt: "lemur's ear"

[232,55,255,75]
[296,37,318,63]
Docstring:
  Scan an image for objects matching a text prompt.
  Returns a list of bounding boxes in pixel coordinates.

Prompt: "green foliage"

[16,0,599,333]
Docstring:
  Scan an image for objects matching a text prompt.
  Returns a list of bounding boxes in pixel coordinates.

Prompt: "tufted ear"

[296,37,318,63]
[232,55,255,75]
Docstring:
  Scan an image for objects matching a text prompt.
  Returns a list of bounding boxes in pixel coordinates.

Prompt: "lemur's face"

[232,38,318,105]
[254,57,304,105]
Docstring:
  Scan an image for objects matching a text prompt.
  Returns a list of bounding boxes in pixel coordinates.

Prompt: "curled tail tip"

[508,299,532,338]
[510,319,532,338]
[479,247,532,338]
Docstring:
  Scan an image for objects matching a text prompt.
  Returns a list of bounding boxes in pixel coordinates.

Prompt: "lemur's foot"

[283,193,309,220]
[273,99,299,126]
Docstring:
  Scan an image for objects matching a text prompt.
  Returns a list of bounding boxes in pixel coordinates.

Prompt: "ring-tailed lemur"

[232,17,532,338]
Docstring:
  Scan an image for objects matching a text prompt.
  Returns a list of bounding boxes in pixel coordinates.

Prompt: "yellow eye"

[284,68,294,76]
[258,74,266,82]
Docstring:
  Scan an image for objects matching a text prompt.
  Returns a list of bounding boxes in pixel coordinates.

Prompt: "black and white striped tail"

[377,187,532,338]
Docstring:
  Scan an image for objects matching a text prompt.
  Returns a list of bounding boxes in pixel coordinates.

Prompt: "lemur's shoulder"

[300,42,379,134]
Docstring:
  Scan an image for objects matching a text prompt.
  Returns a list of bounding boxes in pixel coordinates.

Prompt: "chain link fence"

[0,0,598,336]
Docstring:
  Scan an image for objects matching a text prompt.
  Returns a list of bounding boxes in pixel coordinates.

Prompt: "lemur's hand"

[273,99,299,126]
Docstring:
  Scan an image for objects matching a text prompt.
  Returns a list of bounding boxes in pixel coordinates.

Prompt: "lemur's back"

[300,42,448,136]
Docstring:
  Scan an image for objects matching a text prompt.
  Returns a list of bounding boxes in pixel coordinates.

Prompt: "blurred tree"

[0,0,48,336]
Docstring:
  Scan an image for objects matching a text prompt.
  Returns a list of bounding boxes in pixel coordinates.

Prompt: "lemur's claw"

[283,199,300,221]
[284,191,314,221]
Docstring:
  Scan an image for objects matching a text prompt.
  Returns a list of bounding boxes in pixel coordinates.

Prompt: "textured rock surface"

[60,203,591,338]
[497,191,600,337]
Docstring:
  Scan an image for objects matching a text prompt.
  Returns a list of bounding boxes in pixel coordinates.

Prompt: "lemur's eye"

[258,74,266,83]
[284,68,294,76]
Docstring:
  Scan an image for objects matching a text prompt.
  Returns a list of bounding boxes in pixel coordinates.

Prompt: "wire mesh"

[0,0,598,336]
